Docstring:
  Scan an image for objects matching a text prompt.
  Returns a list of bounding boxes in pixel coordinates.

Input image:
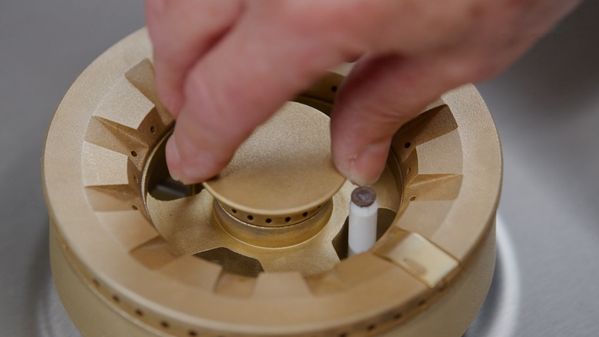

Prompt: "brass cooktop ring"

[44,29,502,337]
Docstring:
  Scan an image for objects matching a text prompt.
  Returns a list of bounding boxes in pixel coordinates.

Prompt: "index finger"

[166,3,355,183]
[145,0,244,115]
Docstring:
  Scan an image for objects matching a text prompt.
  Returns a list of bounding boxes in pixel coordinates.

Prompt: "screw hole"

[338,333,348,337]
[231,208,237,214]
[404,142,411,149]
[409,196,416,201]
[188,331,198,337]
[112,295,120,303]
[285,217,291,223]
[160,321,170,329]
[131,150,138,157]
[368,324,376,331]
[92,279,100,288]
[302,212,308,217]
[331,85,338,93]
[132,205,138,210]
[135,309,144,317]
[393,313,403,320]
[247,215,254,221]
[150,125,156,133]
[418,299,427,307]
[265,218,272,224]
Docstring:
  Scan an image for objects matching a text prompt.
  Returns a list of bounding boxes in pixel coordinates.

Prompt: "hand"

[146,0,579,185]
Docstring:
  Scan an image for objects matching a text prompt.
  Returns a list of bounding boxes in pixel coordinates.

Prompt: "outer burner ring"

[44,29,502,337]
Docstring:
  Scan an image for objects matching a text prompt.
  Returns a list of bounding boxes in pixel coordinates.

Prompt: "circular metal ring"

[44,29,502,337]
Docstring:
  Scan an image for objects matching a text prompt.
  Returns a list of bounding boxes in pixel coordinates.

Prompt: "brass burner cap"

[203,101,345,220]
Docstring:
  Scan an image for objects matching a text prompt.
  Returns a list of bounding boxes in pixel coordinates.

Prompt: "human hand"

[145,0,579,185]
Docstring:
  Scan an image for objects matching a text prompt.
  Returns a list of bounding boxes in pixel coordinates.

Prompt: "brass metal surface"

[43,29,502,337]
[203,101,346,222]
[50,221,496,337]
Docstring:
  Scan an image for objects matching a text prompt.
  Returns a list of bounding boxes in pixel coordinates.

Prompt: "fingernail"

[345,142,388,186]
[334,153,356,183]
[349,160,372,186]
[165,136,183,182]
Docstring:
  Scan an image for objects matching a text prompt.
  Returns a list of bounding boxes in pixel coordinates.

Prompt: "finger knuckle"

[446,57,501,83]
[183,71,236,134]
[278,0,376,50]
[203,0,244,25]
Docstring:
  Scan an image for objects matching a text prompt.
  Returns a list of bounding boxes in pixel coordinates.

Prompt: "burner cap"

[203,101,346,217]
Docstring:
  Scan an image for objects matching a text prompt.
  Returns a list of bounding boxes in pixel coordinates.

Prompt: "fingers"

[331,55,458,185]
[166,4,353,183]
[145,0,244,116]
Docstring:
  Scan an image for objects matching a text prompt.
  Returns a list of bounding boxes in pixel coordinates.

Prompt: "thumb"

[331,55,455,185]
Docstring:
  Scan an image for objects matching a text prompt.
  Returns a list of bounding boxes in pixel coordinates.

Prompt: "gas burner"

[43,30,502,337]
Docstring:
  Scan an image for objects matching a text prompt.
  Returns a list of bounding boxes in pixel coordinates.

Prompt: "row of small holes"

[129,124,157,160]
[105,282,200,336]
[335,309,405,337]
[129,129,143,207]
[230,209,317,224]
[336,312,405,337]
[93,278,411,337]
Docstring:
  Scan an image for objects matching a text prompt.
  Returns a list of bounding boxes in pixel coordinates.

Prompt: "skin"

[145,0,580,186]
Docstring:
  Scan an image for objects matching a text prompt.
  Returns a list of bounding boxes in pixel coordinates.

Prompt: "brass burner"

[44,29,502,337]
